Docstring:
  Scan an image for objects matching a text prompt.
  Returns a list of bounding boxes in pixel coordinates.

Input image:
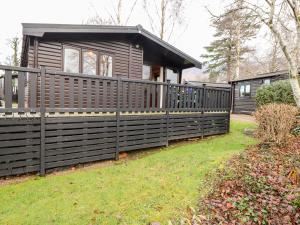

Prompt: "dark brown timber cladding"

[27,38,143,79]
[232,74,287,114]
[0,113,229,177]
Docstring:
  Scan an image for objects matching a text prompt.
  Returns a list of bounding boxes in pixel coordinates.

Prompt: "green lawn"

[0,121,256,225]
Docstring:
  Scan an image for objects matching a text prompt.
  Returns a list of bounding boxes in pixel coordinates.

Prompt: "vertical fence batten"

[17,72,25,109]
[202,84,206,114]
[4,70,12,109]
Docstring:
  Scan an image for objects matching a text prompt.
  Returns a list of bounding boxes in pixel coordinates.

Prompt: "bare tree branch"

[124,0,139,25]
[142,0,188,41]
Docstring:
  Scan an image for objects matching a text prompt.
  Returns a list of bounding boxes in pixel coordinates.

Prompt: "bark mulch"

[190,138,300,225]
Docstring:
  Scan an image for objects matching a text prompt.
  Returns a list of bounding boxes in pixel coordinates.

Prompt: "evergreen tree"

[202,1,259,82]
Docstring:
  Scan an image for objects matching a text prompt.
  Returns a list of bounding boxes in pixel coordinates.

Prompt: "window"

[82,51,97,75]
[63,46,114,76]
[100,55,113,77]
[142,65,151,80]
[263,79,271,85]
[166,68,179,84]
[64,48,80,73]
[240,84,251,97]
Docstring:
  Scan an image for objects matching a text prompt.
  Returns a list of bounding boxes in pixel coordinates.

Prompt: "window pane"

[83,51,97,75]
[100,55,112,77]
[264,79,270,85]
[240,85,245,97]
[166,69,178,84]
[142,65,151,80]
[64,48,79,73]
[245,84,251,93]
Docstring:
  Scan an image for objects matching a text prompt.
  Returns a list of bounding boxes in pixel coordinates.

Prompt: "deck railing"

[0,65,231,114]
[0,65,232,177]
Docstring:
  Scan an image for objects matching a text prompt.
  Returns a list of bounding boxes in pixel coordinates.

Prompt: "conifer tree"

[202,1,259,82]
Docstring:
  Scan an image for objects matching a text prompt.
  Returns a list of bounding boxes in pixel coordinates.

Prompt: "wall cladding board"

[27,38,143,80]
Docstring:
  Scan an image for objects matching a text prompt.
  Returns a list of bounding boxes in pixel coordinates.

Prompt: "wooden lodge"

[229,71,291,114]
[0,24,231,177]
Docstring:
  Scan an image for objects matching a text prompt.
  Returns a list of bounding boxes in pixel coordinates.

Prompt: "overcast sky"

[0,0,231,64]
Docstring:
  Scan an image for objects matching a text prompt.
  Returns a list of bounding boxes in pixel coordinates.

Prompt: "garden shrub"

[254,103,298,146]
[255,80,296,106]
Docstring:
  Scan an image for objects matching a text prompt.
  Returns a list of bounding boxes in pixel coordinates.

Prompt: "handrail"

[121,77,166,85]
[0,64,41,73]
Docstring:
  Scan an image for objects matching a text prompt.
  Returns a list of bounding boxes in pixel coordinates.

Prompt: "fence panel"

[0,66,41,113]
[120,79,167,112]
[0,65,232,177]
[45,70,118,113]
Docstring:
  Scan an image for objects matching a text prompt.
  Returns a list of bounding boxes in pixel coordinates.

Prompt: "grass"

[0,121,257,225]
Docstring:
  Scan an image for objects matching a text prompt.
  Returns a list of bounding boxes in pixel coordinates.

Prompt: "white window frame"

[240,83,251,97]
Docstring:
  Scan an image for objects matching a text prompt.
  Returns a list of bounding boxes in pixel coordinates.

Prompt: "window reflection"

[83,51,97,75]
[142,65,151,80]
[64,48,80,73]
[166,69,178,84]
[100,55,112,77]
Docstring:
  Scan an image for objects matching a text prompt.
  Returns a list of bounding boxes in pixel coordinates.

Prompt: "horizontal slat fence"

[0,65,231,177]
[0,118,41,176]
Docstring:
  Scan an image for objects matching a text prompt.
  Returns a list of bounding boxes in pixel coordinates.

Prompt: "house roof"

[22,23,202,69]
[228,70,289,83]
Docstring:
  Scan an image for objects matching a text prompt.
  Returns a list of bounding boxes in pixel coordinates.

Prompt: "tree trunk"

[117,0,122,25]
[289,65,300,107]
[235,17,241,80]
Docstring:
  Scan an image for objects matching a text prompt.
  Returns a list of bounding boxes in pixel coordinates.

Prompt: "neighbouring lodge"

[229,70,291,114]
[0,23,231,177]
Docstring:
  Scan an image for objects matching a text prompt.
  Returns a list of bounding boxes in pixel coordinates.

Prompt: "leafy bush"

[254,103,298,146]
[255,80,296,106]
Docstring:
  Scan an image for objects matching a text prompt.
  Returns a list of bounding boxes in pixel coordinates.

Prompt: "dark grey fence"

[0,65,231,177]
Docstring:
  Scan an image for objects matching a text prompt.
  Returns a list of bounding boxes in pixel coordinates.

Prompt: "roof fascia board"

[229,71,290,83]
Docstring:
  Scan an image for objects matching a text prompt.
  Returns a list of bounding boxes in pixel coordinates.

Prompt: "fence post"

[165,80,170,147]
[40,66,46,176]
[115,76,121,160]
[227,88,231,133]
